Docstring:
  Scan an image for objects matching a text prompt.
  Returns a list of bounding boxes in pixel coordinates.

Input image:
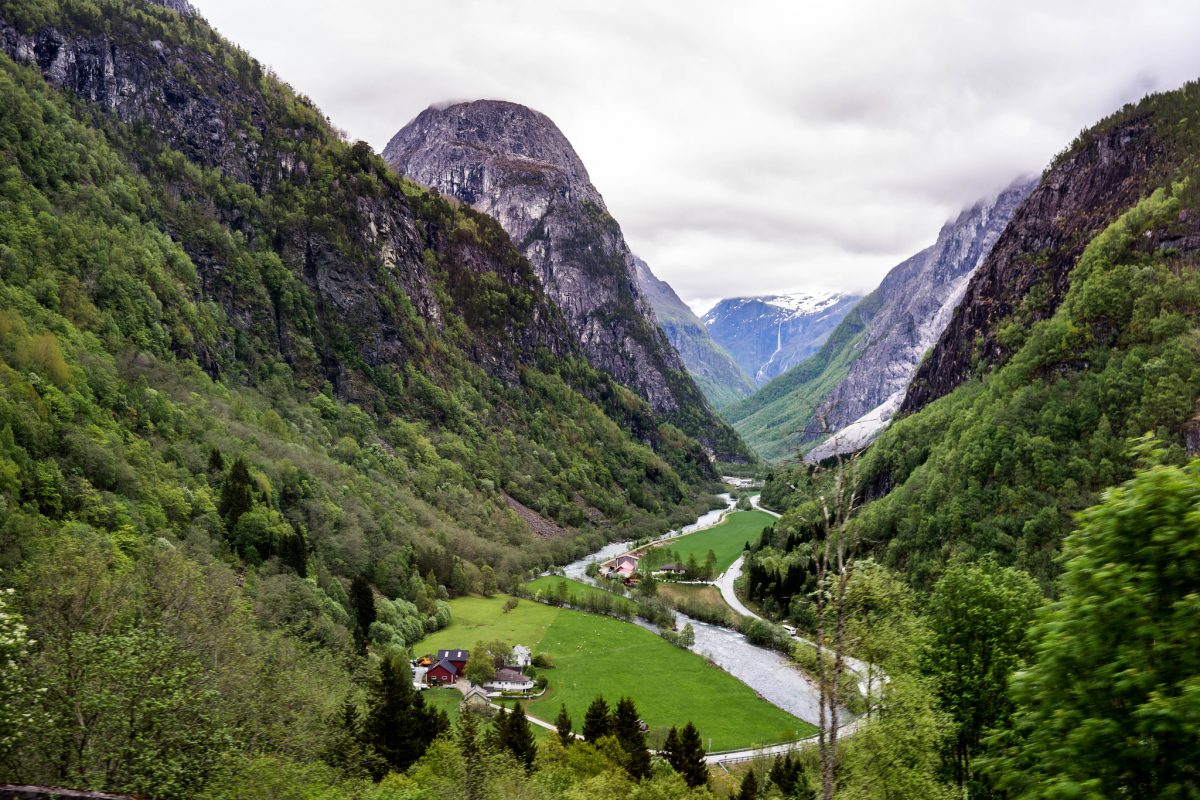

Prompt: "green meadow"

[417,593,813,751]
[657,510,775,574]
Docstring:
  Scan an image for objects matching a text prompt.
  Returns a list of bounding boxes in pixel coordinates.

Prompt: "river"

[557,493,836,731]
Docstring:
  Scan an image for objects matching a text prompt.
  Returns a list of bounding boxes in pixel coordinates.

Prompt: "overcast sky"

[198,0,1200,314]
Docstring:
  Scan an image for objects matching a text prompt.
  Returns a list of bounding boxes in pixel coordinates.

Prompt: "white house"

[486,667,534,693]
[511,644,532,667]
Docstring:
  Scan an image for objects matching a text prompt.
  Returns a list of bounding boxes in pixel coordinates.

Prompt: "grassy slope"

[416,594,813,749]
[723,306,877,461]
[656,510,776,573]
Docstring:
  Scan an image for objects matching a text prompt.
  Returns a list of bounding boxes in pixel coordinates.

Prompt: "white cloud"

[196,0,1200,313]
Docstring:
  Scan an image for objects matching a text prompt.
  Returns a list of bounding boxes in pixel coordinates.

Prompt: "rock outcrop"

[383,100,749,459]
[901,117,1169,413]
[723,178,1035,462]
[806,176,1038,460]
[703,291,862,384]
[632,257,754,408]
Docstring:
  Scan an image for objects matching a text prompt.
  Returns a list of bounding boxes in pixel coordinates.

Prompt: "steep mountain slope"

[632,257,754,408]
[703,291,862,385]
[0,0,723,599]
[382,101,749,461]
[727,178,1035,462]
[902,105,1175,414]
[762,79,1200,589]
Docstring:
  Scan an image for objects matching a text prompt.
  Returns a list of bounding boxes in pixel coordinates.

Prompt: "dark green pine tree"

[457,707,487,800]
[555,703,574,747]
[349,575,376,651]
[323,696,367,777]
[501,702,537,772]
[612,696,650,779]
[361,654,448,777]
[737,769,759,800]
[279,527,307,576]
[206,446,224,474]
[218,456,256,526]
[676,722,709,788]
[769,753,807,797]
[582,696,611,743]
[662,726,681,772]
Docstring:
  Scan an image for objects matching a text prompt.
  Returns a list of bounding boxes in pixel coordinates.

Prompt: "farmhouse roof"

[432,657,459,675]
[437,649,469,661]
[494,667,529,682]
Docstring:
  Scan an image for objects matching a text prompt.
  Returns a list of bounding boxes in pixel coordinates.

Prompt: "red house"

[426,649,469,686]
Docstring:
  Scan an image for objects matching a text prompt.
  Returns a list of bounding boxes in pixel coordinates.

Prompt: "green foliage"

[556,703,575,747]
[924,558,1043,792]
[361,653,448,777]
[764,179,1200,590]
[583,696,611,743]
[663,722,708,788]
[988,459,1200,798]
[0,581,31,759]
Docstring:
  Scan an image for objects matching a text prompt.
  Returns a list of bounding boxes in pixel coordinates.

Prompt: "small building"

[486,667,535,693]
[427,657,460,686]
[461,685,491,711]
[656,563,686,575]
[511,644,532,667]
[437,649,469,672]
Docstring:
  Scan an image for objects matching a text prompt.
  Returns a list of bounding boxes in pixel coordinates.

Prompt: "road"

[718,495,878,700]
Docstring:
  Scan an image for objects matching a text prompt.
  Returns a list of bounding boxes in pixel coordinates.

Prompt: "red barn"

[426,649,469,686]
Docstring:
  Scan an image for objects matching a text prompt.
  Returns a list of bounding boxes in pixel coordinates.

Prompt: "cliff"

[383,100,750,461]
[632,257,754,408]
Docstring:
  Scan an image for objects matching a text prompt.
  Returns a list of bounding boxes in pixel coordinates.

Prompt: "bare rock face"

[384,101,749,459]
[901,117,1168,413]
[808,176,1038,459]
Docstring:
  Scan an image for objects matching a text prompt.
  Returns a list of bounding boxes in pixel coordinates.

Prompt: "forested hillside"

[758,79,1200,589]
[0,0,725,792]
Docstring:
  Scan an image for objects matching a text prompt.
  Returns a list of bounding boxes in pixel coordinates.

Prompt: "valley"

[1,1,1199,799]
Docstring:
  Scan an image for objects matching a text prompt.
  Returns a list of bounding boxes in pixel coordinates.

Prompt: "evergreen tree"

[662,726,681,772]
[737,769,759,800]
[349,575,376,651]
[769,753,807,797]
[279,527,307,576]
[457,706,487,800]
[323,696,367,777]
[676,722,708,788]
[555,703,574,747]
[206,446,224,474]
[361,654,448,777]
[218,457,256,527]
[501,702,537,772]
[582,696,611,742]
[612,696,650,779]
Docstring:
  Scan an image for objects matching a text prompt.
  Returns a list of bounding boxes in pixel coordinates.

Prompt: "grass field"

[656,583,726,607]
[526,576,638,613]
[417,594,813,751]
[655,510,775,574]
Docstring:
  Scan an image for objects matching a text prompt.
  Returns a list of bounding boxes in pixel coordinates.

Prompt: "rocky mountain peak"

[384,100,750,460]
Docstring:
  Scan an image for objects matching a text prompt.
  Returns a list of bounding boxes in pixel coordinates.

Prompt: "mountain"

[0,0,726,619]
[702,291,862,385]
[726,177,1036,462]
[761,78,1200,589]
[382,101,749,461]
[632,257,754,408]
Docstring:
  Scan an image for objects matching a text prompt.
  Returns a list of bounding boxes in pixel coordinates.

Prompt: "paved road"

[719,496,879,700]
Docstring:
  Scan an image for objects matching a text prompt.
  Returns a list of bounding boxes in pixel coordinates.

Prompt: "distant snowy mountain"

[702,290,863,384]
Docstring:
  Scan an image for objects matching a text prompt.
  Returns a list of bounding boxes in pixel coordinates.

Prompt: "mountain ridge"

[382,99,750,461]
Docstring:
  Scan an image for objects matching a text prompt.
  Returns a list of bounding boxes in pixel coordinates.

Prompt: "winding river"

[557,493,830,730]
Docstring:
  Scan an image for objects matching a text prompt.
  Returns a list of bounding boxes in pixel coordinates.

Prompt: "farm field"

[656,583,726,607]
[417,593,814,751]
[654,510,775,574]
